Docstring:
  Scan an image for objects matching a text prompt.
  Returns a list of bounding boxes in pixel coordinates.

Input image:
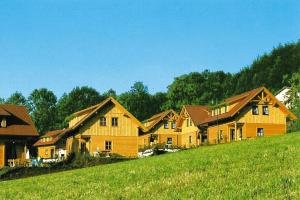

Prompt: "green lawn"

[1,133,300,200]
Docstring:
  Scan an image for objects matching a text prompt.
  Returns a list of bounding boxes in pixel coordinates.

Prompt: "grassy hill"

[1,133,300,200]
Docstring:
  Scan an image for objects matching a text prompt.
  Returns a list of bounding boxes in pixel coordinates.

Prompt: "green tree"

[288,72,300,131]
[57,86,103,128]
[28,88,59,135]
[6,91,28,108]
[103,89,117,99]
[118,82,153,121]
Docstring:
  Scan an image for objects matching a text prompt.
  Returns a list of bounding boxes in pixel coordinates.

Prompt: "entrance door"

[50,149,55,158]
[230,129,235,142]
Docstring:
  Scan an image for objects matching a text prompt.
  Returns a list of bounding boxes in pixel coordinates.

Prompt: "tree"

[6,91,28,108]
[57,86,103,128]
[103,89,117,99]
[118,82,153,121]
[28,88,59,135]
[0,98,4,104]
[287,72,300,131]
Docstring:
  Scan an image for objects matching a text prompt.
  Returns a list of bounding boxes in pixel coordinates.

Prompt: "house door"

[230,129,235,142]
[50,149,55,158]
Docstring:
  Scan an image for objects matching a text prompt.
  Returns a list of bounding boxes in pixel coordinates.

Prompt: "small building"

[63,97,148,157]
[140,110,179,147]
[199,87,297,144]
[33,129,67,160]
[0,104,38,167]
[176,105,210,146]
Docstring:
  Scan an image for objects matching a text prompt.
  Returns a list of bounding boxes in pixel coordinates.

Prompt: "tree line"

[1,40,300,135]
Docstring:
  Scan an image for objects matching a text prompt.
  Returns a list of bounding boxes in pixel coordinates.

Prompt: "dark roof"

[33,129,67,147]
[184,105,210,126]
[0,104,39,136]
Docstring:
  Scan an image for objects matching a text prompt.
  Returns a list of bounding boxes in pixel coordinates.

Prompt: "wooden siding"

[69,113,88,127]
[79,104,139,137]
[38,146,56,159]
[66,102,141,157]
[179,109,199,148]
[0,143,4,167]
[238,104,286,124]
[89,135,138,157]
[244,123,286,138]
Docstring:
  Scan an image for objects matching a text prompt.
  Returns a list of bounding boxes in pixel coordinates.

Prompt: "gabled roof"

[178,105,210,127]
[144,110,178,131]
[33,129,67,147]
[65,97,147,135]
[200,87,297,125]
[0,104,38,136]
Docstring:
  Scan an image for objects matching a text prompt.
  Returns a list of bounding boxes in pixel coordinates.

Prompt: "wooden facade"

[0,105,38,167]
[64,97,147,157]
[200,87,296,144]
[140,110,180,148]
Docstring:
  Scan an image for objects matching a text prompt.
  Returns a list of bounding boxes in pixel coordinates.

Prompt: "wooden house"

[33,129,67,160]
[176,105,210,147]
[0,104,38,167]
[198,87,297,144]
[140,110,179,148]
[63,97,148,157]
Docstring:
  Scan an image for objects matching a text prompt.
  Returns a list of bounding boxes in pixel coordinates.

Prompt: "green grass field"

[1,133,300,200]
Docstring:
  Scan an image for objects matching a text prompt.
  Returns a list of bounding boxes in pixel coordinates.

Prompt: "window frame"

[99,116,106,126]
[257,128,264,137]
[171,121,176,129]
[105,141,112,150]
[111,117,118,127]
[167,137,172,145]
[164,121,169,129]
[252,105,259,115]
[262,105,269,115]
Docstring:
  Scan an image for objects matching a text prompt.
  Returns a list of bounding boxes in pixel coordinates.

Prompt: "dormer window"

[263,106,269,115]
[1,118,7,128]
[164,121,169,129]
[252,105,259,115]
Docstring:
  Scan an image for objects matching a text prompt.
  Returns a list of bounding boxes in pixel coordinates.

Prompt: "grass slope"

[1,133,300,200]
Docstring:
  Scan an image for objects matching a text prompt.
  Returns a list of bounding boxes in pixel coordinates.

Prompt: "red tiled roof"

[0,104,38,136]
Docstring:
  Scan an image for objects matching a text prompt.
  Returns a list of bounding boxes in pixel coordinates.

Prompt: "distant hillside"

[232,41,300,94]
[1,133,300,199]
[165,40,300,110]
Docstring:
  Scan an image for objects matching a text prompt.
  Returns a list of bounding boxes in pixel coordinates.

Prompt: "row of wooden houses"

[0,87,297,167]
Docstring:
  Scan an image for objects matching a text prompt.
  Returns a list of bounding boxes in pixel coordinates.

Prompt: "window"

[45,149,48,155]
[111,117,118,126]
[225,106,228,113]
[219,108,221,115]
[189,136,192,144]
[105,141,112,150]
[171,121,176,129]
[218,130,224,140]
[252,105,259,115]
[263,106,269,115]
[257,128,264,137]
[100,117,106,126]
[164,121,169,129]
[167,137,172,145]
[1,118,6,128]
[186,118,189,127]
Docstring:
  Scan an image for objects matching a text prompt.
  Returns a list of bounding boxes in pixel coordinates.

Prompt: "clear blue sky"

[0,0,299,99]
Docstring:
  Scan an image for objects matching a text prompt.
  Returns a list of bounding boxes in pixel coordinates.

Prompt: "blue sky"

[0,0,299,98]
